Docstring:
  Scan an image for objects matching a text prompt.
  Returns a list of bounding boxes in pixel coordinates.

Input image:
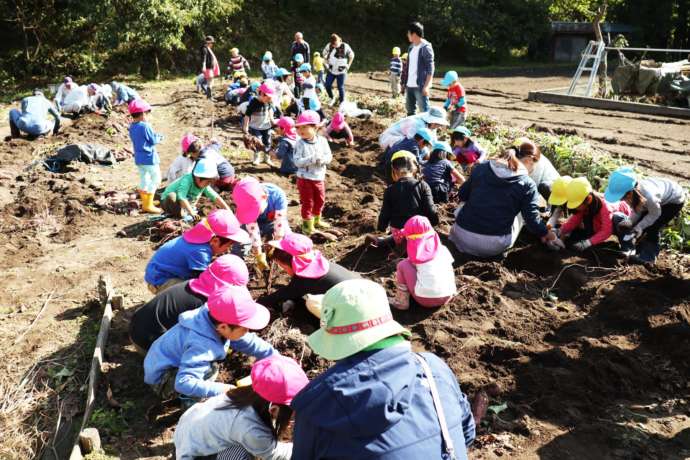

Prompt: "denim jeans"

[248,127,272,152]
[325,72,346,104]
[406,87,429,115]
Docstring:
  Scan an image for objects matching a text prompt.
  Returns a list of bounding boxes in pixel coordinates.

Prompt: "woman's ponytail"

[505,148,520,172]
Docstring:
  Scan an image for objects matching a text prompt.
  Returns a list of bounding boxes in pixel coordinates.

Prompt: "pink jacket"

[561,195,631,245]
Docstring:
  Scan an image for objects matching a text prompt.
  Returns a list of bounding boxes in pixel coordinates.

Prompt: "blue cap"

[441,70,459,88]
[250,81,260,91]
[453,126,472,137]
[298,63,312,73]
[293,53,304,63]
[432,141,452,154]
[193,158,219,179]
[604,166,637,203]
[415,127,434,144]
[274,68,289,78]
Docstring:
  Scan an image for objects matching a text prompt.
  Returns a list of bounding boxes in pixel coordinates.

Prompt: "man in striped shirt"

[389,47,403,98]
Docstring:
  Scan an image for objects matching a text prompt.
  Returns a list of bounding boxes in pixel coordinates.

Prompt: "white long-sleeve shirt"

[634,177,686,232]
[293,135,332,181]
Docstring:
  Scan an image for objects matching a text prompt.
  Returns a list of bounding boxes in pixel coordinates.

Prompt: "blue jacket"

[291,344,475,460]
[144,305,276,399]
[12,95,60,135]
[113,82,139,104]
[129,120,162,166]
[406,40,435,88]
[383,137,423,165]
[456,161,547,237]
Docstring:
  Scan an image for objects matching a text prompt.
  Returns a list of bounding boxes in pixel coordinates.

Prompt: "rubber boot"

[389,283,410,311]
[313,215,330,230]
[301,218,315,236]
[141,192,162,214]
[252,151,262,165]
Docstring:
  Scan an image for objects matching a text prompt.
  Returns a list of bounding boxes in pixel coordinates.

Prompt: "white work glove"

[572,239,592,252]
[546,237,566,251]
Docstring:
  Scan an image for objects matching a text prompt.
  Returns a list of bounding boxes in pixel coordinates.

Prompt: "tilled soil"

[0,76,688,460]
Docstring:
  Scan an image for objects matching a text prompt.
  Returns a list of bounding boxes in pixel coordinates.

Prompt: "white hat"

[421,107,449,126]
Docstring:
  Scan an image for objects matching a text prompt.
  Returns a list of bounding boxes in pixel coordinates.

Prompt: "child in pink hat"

[232,177,289,271]
[172,134,237,191]
[174,355,308,459]
[262,232,359,317]
[243,82,276,164]
[130,253,250,352]
[391,215,457,310]
[166,133,198,182]
[294,110,333,235]
[128,98,163,214]
[326,111,354,147]
[271,116,298,175]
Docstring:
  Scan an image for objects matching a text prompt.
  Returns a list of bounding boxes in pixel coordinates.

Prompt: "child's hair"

[187,141,202,155]
[428,149,447,163]
[223,385,293,439]
[391,154,420,179]
[268,247,293,266]
[212,235,233,247]
[131,112,145,121]
[504,140,540,172]
[451,131,469,144]
[629,185,647,212]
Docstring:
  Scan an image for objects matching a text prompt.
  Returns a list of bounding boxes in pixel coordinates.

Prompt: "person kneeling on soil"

[604,166,686,263]
[111,81,140,105]
[130,254,249,352]
[160,157,231,220]
[548,176,631,252]
[422,141,465,203]
[259,232,359,316]
[325,112,354,146]
[144,209,249,294]
[232,177,290,272]
[390,216,457,310]
[144,285,276,405]
[174,355,308,460]
[271,116,298,175]
[291,279,476,459]
[451,126,486,174]
[8,90,60,139]
[178,133,237,192]
[378,106,448,150]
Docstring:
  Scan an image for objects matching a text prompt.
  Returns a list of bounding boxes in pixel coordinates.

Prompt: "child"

[261,51,277,80]
[451,126,486,173]
[232,177,290,271]
[260,232,360,316]
[224,77,249,106]
[184,136,236,192]
[313,51,325,88]
[130,254,249,352]
[298,63,323,118]
[144,209,249,294]
[174,355,308,460]
[389,47,403,98]
[604,166,686,262]
[551,177,631,252]
[166,133,197,182]
[422,141,465,203]
[293,110,333,235]
[390,216,457,310]
[242,82,275,164]
[144,285,276,403]
[273,68,295,112]
[382,127,434,183]
[160,157,231,219]
[272,116,298,175]
[373,151,438,247]
[292,53,305,98]
[227,47,250,78]
[326,112,354,146]
[128,99,163,214]
[441,71,467,129]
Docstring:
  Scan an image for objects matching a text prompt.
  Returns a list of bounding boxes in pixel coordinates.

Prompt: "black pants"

[429,182,450,203]
[641,202,685,244]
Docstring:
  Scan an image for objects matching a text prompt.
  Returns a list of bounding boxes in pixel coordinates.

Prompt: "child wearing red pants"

[293,110,332,235]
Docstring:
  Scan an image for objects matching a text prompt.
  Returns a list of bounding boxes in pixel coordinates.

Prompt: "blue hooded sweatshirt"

[291,344,475,459]
[144,305,276,399]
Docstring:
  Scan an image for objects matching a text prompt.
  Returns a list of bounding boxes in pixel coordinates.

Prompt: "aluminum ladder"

[567,40,606,96]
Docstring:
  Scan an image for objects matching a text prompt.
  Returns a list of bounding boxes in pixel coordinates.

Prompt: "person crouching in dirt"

[130,254,249,353]
[174,355,308,460]
[259,232,360,316]
[422,141,465,204]
[144,285,276,407]
[547,176,631,253]
[8,90,60,140]
[378,106,448,151]
[290,279,476,459]
[271,116,298,175]
[231,177,289,272]
[326,112,354,147]
[242,82,276,165]
[389,216,457,310]
[224,76,249,106]
[144,209,249,294]
[294,110,333,236]
[128,99,164,214]
[111,81,140,105]
[451,126,486,174]
[86,83,112,115]
[604,166,686,263]
[368,151,438,251]
[181,134,237,192]
[160,157,231,220]
[382,127,434,183]
[448,146,557,258]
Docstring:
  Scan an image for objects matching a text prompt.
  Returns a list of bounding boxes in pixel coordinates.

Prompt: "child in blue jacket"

[128,98,163,214]
[144,285,276,402]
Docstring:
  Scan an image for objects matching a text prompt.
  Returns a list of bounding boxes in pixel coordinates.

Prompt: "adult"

[290,32,311,65]
[404,22,435,116]
[60,84,90,115]
[200,35,220,99]
[378,106,447,150]
[322,34,355,106]
[86,83,112,115]
[8,90,60,139]
[448,146,557,258]
[111,81,139,105]
[291,279,476,459]
[53,76,77,112]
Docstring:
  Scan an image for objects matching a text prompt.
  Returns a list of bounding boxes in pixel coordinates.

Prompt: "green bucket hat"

[308,279,410,361]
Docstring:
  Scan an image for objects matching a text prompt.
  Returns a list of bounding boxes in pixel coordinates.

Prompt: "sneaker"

[252,151,262,165]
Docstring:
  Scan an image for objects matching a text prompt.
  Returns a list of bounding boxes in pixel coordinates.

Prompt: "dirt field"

[0,71,689,460]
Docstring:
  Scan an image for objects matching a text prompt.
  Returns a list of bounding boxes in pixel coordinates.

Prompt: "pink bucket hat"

[128,98,152,115]
[189,254,249,297]
[258,82,275,97]
[295,110,320,126]
[402,215,440,264]
[276,116,297,140]
[269,232,329,279]
[183,209,250,245]
[331,112,346,131]
[251,355,309,405]
[232,177,266,225]
[181,133,199,154]
[207,285,270,330]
